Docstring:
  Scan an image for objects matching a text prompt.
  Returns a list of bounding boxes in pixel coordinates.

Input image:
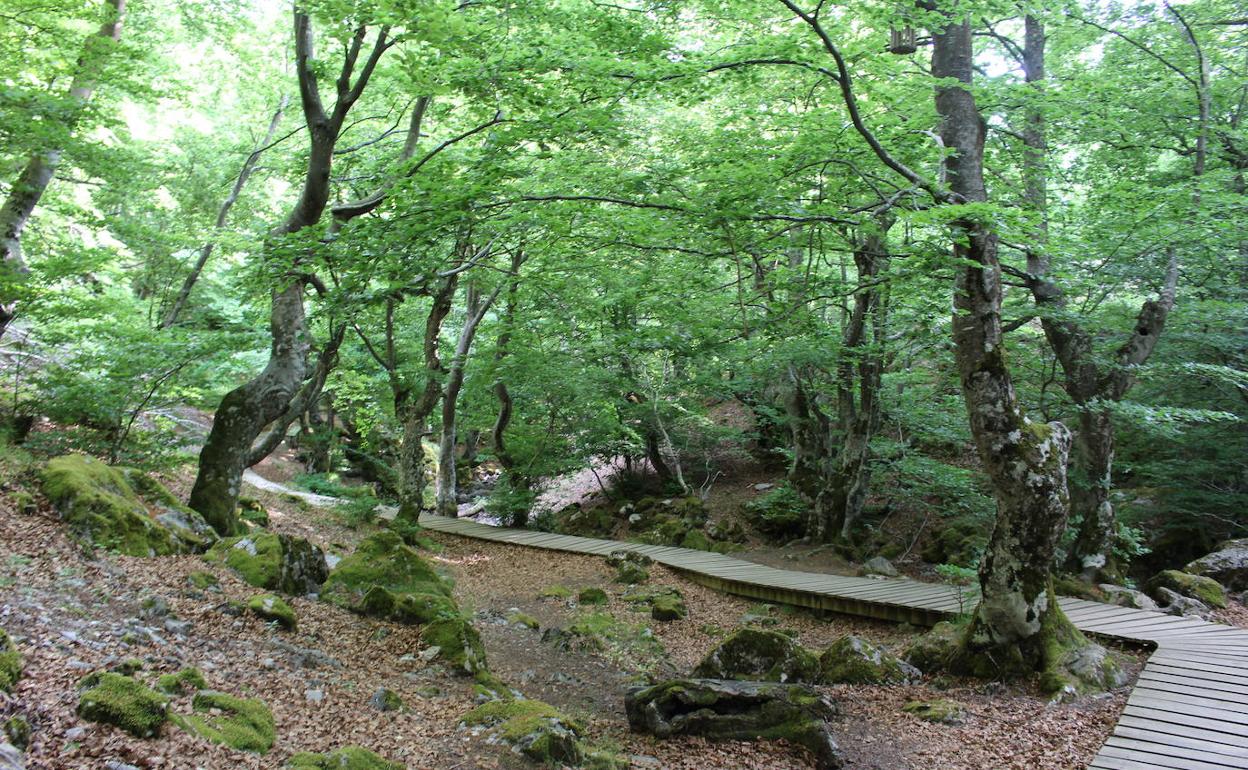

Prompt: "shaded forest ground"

[0,444,1163,770]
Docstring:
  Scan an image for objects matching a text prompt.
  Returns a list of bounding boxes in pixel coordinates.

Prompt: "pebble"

[305,689,324,704]
[64,727,86,741]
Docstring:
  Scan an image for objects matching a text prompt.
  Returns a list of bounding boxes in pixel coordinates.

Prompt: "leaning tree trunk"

[189,13,390,534]
[0,0,125,337]
[930,14,1113,691]
[188,284,309,534]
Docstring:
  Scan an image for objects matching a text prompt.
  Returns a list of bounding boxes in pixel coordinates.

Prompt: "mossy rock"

[605,550,653,569]
[625,678,841,769]
[819,635,920,685]
[157,667,207,695]
[321,532,457,625]
[0,629,20,692]
[41,454,216,556]
[287,746,404,770]
[902,621,961,673]
[205,532,328,595]
[1052,574,1105,601]
[4,714,29,750]
[187,571,220,590]
[507,612,540,630]
[77,672,168,738]
[921,518,987,569]
[680,529,712,551]
[693,628,820,683]
[650,593,687,622]
[462,699,585,766]
[903,698,965,725]
[368,687,403,712]
[577,588,608,605]
[248,593,297,630]
[174,691,275,753]
[538,584,572,599]
[111,657,144,676]
[1146,569,1227,609]
[422,617,487,675]
[615,562,649,585]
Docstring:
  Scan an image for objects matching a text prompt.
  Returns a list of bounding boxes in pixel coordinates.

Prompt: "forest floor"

[0,443,1170,770]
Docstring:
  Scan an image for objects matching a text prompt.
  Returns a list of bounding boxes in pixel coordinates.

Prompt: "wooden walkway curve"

[419,514,1248,770]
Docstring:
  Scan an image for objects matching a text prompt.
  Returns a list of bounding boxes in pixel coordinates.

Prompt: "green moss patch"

[422,617,488,675]
[507,612,540,630]
[77,672,168,738]
[41,454,215,556]
[204,532,327,594]
[174,691,275,753]
[321,532,457,625]
[286,746,404,770]
[0,629,20,692]
[462,699,585,765]
[1147,569,1227,609]
[819,635,919,685]
[903,698,966,725]
[577,587,608,605]
[539,584,573,599]
[187,570,220,590]
[248,594,297,630]
[157,667,206,695]
[694,628,819,683]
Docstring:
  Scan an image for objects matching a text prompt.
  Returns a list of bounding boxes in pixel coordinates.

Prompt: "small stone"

[903,698,965,725]
[304,688,324,704]
[163,619,191,636]
[64,727,86,741]
[368,687,402,712]
[105,762,140,770]
[0,743,22,770]
[863,556,899,577]
[754,483,775,491]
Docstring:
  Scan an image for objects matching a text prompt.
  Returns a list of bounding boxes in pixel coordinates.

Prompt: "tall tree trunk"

[929,13,1113,689]
[161,94,289,329]
[435,282,501,516]
[490,253,523,472]
[189,13,390,533]
[0,0,126,337]
[784,221,891,543]
[394,275,458,522]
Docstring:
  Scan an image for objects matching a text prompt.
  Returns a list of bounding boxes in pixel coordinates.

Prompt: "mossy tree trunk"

[1014,15,1182,582]
[190,13,391,534]
[929,13,1100,685]
[784,220,891,543]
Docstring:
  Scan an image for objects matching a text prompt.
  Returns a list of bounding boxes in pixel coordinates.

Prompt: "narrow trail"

[241,468,1248,770]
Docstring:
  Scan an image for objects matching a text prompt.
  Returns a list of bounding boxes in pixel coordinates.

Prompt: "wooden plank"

[1131,687,1248,716]
[1136,673,1248,702]
[1118,714,1248,750]
[1149,655,1248,679]
[1123,705,1248,740]
[1146,662,1248,687]
[1095,743,1234,770]
[1111,724,1248,760]
[1104,737,1245,768]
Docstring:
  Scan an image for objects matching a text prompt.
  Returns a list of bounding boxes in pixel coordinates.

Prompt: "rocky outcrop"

[693,628,820,684]
[462,699,585,765]
[1185,539,1248,592]
[247,594,297,630]
[321,532,458,625]
[1146,569,1227,609]
[1098,584,1159,612]
[42,455,216,556]
[819,635,919,685]
[204,532,327,595]
[625,678,842,769]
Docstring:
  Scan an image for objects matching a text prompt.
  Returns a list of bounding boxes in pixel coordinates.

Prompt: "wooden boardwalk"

[419,514,1248,770]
